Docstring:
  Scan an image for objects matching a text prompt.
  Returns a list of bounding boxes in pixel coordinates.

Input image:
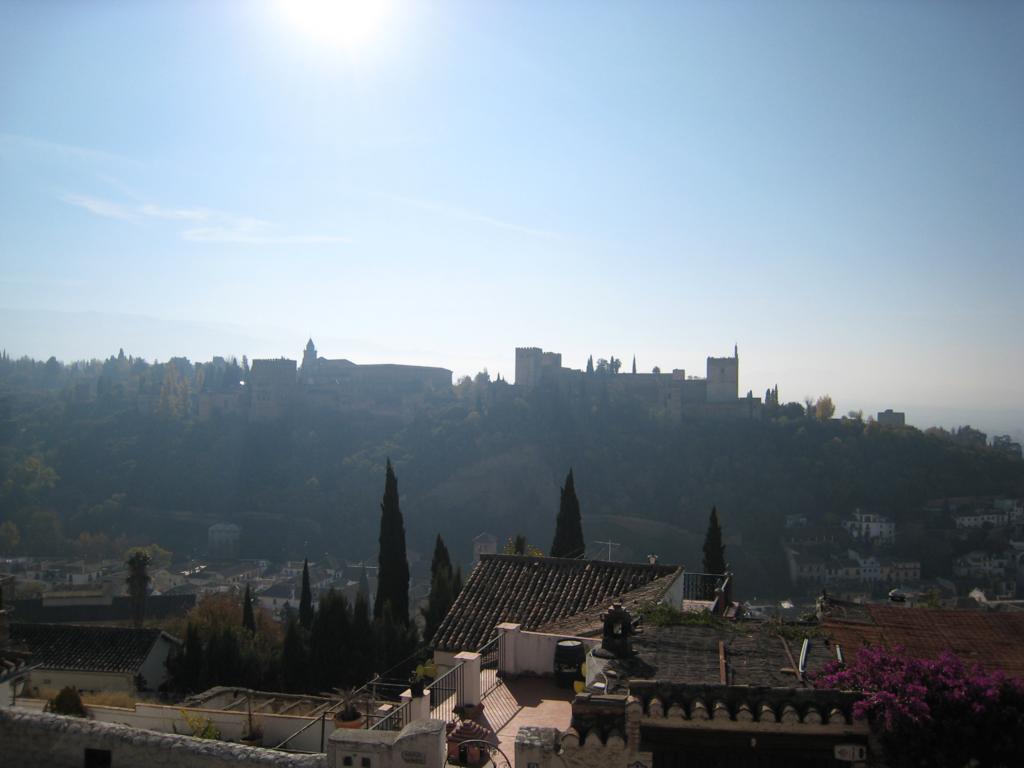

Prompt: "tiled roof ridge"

[14,621,163,636]
[478,553,679,572]
[432,555,682,652]
[533,569,683,637]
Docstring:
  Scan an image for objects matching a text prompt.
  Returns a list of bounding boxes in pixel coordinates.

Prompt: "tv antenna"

[594,539,620,562]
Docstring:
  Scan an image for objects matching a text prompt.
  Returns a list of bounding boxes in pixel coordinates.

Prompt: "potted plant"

[453,701,485,720]
[445,726,491,767]
[333,688,362,729]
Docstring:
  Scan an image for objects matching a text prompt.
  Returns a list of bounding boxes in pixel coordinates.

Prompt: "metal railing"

[274,704,341,751]
[478,636,500,698]
[426,660,463,723]
[681,571,726,602]
[369,699,411,731]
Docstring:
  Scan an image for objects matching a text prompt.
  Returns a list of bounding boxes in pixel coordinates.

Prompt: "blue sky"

[1,1,1022,433]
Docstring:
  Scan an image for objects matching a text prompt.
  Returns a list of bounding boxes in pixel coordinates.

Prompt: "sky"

[1,1,1022,434]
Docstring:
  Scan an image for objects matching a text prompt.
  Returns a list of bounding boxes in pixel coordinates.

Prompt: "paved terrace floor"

[478,676,574,767]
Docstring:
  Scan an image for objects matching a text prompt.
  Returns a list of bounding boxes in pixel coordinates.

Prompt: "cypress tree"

[170,621,204,693]
[125,549,151,628]
[430,534,452,581]
[452,566,462,599]
[204,626,242,688]
[550,469,585,558]
[632,355,637,374]
[586,355,594,374]
[357,565,370,603]
[281,617,308,693]
[421,564,454,643]
[309,589,351,692]
[374,459,410,624]
[702,506,727,574]
[374,602,418,676]
[349,591,374,687]
[242,583,256,633]
[299,558,314,630]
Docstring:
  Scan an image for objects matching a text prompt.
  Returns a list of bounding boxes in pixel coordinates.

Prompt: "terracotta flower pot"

[334,713,363,729]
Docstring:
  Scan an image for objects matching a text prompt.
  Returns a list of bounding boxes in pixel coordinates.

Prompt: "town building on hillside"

[879,557,921,584]
[842,509,895,545]
[784,512,808,529]
[785,546,920,589]
[256,581,300,617]
[954,508,1009,529]
[953,550,1010,579]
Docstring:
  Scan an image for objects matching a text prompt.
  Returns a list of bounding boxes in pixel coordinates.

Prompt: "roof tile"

[10,623,178,674]
[432,554,678,652]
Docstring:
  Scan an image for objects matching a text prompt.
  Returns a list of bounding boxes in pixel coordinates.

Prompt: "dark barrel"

[554,639,586,687]
[554,639,586,668]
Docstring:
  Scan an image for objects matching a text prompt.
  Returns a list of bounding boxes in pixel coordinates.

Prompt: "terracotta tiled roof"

[823,605,1024,678]
[619,624,838,687]
[534,575,682,638]
[432,554,679,652]
[10,623,180,674]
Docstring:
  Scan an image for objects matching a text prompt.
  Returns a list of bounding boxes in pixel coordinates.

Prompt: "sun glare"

[277,0,394,53]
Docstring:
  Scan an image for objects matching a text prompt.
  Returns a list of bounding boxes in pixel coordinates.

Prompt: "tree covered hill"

[1,361,1021,597]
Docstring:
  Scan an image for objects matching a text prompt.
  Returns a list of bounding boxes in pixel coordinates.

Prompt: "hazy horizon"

[2,305,1021,439]
[2,2,1022,435]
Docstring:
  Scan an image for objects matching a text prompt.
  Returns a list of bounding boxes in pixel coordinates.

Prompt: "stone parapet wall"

[12,696,331,753]
[0,708,326,768]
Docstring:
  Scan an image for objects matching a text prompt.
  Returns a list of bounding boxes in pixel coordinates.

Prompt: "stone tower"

[706,345,739,403]
[515,347,562,386]
[301,338,317,382]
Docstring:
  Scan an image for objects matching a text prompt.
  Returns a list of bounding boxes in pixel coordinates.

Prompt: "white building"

[842,510,895,545]
[879,559,921,583]
[954,551,1010,579]
[473,532,497,562]
[954,510,1009,529]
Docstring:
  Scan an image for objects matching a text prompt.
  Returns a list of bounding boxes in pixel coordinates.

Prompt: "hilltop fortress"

[195,340,769,422]
[245,339,452,421]
[516,345,768,420]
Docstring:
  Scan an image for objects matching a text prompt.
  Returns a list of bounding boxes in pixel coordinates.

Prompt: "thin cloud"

[59,192,345,245]
[62,193,136,220]
[139,204,211,221]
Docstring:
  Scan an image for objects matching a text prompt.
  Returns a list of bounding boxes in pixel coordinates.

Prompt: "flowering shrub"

[814,645,1024,767]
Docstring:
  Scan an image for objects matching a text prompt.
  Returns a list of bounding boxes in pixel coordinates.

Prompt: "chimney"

[598,602,638,659]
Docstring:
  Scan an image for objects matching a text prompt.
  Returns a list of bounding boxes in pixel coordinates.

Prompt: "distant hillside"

[1,373,1021,598]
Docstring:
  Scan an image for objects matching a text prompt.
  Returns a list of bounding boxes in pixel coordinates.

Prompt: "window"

[361,759,371,767]
[342,758,352,767]
[84,749,112,768]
